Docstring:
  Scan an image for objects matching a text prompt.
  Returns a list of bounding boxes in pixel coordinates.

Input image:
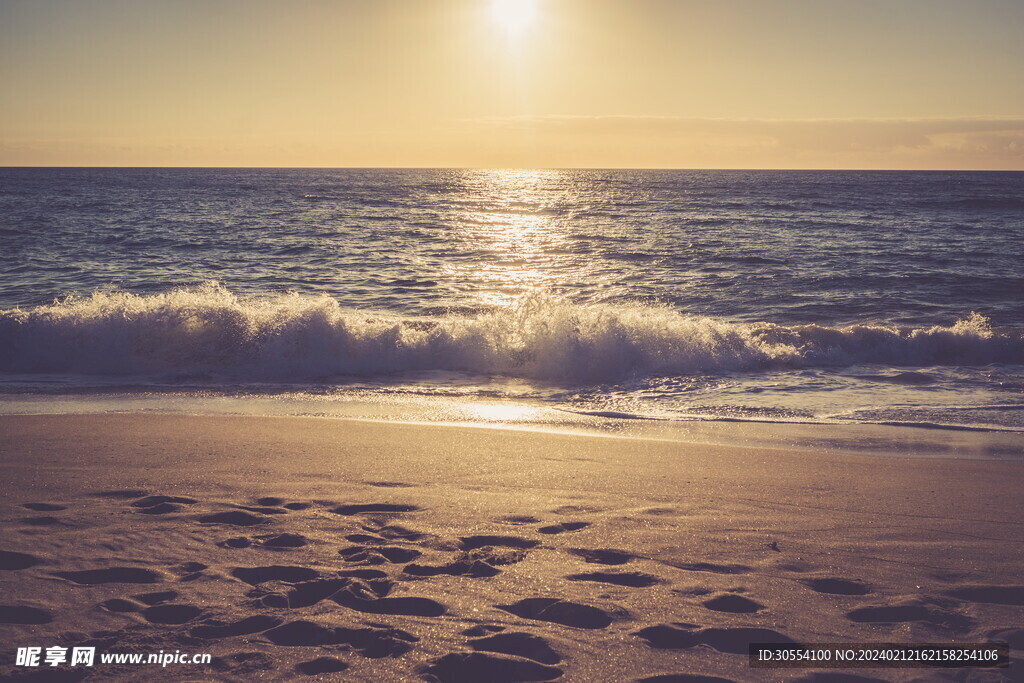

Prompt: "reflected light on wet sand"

[462,402,545,423]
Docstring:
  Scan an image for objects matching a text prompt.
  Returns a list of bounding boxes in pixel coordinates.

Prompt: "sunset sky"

[2,0,1022,169]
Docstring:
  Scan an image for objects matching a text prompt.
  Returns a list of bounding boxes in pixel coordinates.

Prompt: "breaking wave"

[1,284,1020,384]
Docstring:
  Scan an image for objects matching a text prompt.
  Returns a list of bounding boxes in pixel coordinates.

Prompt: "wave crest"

[0,284,1019,383]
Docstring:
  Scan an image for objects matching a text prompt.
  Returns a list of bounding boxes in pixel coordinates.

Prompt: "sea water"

[1,168,1022,441]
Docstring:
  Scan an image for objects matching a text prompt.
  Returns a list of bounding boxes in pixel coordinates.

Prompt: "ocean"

[1,168,1022,444]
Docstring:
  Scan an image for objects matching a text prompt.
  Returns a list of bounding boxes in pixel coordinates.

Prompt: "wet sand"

[0,414,1021,681]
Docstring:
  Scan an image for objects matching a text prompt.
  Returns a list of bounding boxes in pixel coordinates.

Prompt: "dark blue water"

[1,168,1022,431]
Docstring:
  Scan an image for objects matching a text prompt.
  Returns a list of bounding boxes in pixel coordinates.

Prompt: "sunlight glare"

[491,0,538,34]
[465,402,541,423]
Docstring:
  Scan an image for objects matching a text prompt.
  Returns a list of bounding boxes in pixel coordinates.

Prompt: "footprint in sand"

[97,591,164,610]
[55,567,164,584]
[701,594,765,614]
[461,536,540,551]
[138,503,184,515]
[802,577,871,596]
[191,615,284,639]
[567,571,663,588]
[21,502,67,512]
[638,675,737,683]
[248,592,290,609]
[469,632,562,665]
[498,598,616,629]
[263,621,336,646]
[634,624,796,654]
[332,582,447,617]
[402,536,534,571]
[338,569,390,580]
[170,561,207,582]
[844,599,974,632]
[422,652,563,683]
[944,585,1024,606]
[405,558,501,578]
[199,511,273,526]
[251,575,430,616]
[372,547,422,562]
[666,561,750,575]
[339,545,421,565]
[0,605,53,624]
[141,604,204,625]
[297,656,350,675]
[346,533,388,544]
[498,515,541,525]
[567,548,633,565]
[250,497,312,510]
[233,504,289,515]
[347,526,432,547]
[259,533,309,549]
[263,621,418,658]
[286,579,357,608]
[134,590,179,605]
[0,550,42,570]
[462,624,506,637]
[131,495,198,515]
[331,503,419,515]
[19,516,66,527]
[232,565,319,585]
[987,627,1024,650]
[232,565,321,585]
[466,549,528,567]
[219,537,253,549]
[790,674,887,683]
[370,524,429,542]
[538,521,591,535]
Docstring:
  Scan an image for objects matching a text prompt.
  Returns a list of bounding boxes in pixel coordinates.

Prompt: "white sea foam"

[0,284,1020,384]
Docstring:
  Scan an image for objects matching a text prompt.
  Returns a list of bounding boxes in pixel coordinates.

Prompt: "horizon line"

[2,165,1023,173]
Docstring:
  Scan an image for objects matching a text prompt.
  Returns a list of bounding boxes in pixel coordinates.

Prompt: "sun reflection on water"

[442,169,577,309]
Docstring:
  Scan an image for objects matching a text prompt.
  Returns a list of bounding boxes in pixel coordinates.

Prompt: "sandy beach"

[0,413,1020,681]
[3,0,1023,679]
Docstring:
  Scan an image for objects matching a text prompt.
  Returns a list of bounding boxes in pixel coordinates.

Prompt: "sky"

[1,0,1022,169]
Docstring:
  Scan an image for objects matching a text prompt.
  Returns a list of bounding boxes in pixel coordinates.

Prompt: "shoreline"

[1,413,1021,680]
[1,393,1022,461]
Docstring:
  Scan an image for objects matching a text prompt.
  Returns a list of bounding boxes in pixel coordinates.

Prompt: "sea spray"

[1,284,1019,384]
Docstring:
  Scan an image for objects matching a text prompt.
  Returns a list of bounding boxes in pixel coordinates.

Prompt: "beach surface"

[0,414,1021,681]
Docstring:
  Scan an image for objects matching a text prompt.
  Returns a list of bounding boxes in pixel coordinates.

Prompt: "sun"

[491,0,538,34]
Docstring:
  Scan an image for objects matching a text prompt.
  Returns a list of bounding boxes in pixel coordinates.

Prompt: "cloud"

[4,116,1022,169]
[465,115,1024,169]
